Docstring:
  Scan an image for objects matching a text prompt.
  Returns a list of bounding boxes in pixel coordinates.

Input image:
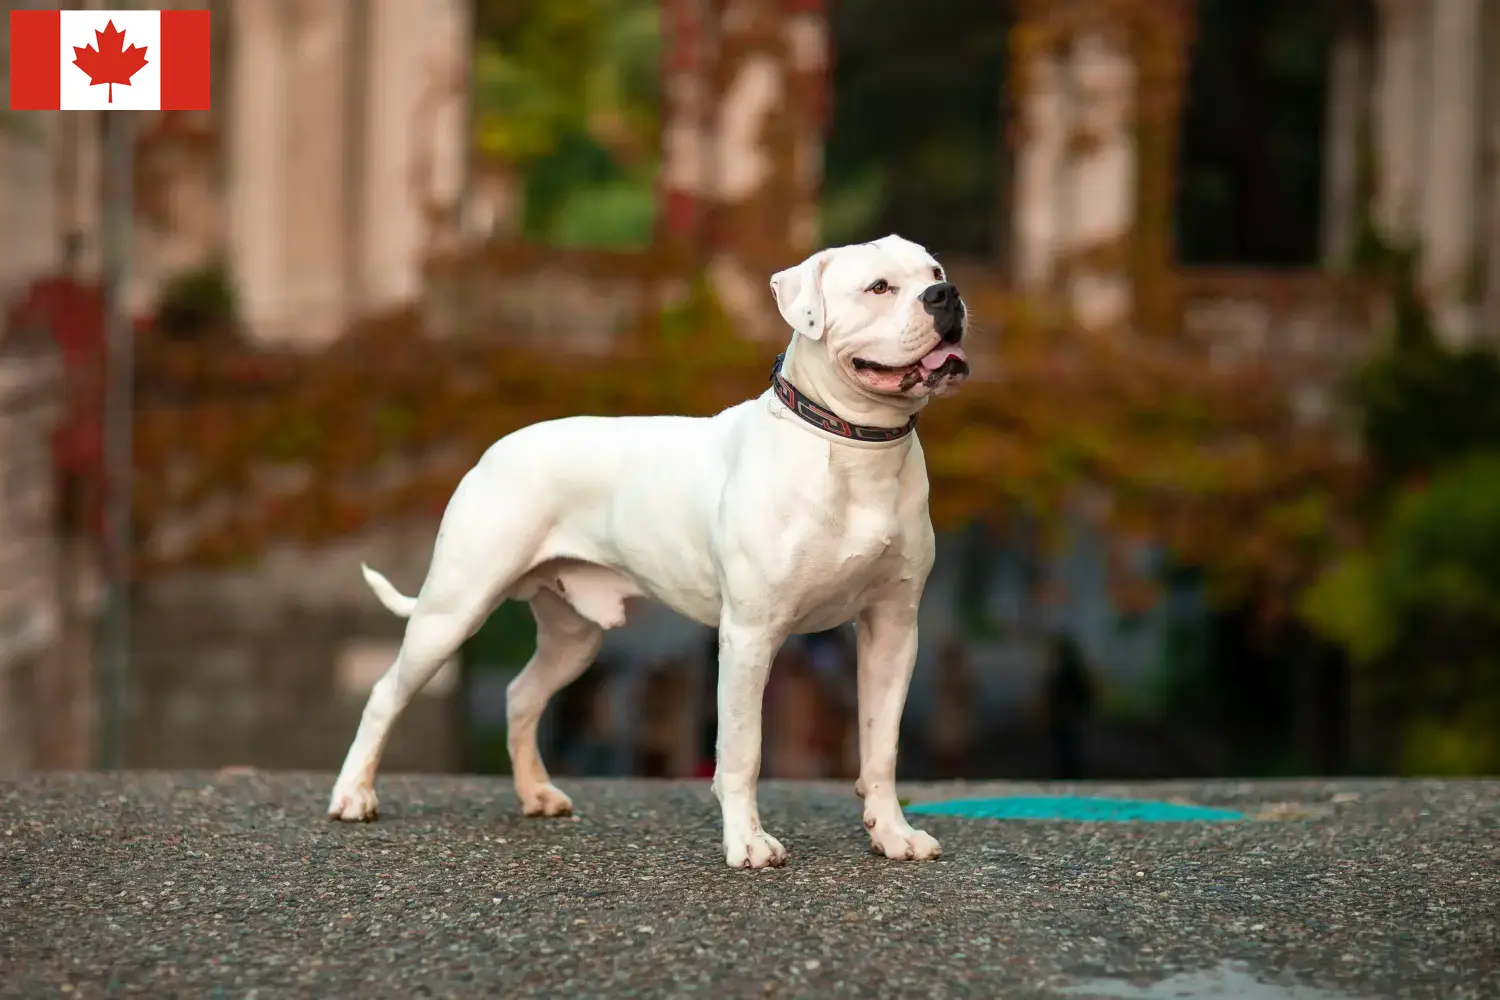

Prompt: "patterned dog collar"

[769,353,918,443]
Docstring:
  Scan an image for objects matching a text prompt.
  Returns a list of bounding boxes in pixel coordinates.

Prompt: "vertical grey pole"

[96,108,134,770]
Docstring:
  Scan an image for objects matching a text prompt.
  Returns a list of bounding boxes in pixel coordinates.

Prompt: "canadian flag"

[9,9,210,111]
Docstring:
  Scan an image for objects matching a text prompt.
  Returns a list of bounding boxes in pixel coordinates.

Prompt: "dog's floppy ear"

[769,249,834,340]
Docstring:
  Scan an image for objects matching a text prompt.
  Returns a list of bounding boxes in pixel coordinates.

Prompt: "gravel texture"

[1,773,1496,998]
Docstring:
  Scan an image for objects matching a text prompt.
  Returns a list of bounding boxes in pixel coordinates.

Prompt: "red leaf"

[72,20,149,104]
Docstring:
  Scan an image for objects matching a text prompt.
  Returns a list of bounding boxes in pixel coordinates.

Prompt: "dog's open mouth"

[853,345,970,391]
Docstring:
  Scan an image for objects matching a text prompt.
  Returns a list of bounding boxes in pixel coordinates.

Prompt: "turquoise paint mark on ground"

[906,795,1245,823]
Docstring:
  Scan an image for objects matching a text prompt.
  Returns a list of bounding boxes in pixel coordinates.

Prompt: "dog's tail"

[361,562,418,618]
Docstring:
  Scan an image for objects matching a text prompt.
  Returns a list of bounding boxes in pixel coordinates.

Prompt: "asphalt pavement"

[1,773,1496,998]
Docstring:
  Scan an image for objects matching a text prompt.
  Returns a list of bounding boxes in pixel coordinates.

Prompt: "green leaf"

[546,180,655,248]
[472,0,661,247]
[1400,714,1500,777]
[1297,551,1393,664]
[1378,453,1500,624]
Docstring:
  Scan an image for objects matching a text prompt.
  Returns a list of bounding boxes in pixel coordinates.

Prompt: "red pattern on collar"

[769,353,917,443]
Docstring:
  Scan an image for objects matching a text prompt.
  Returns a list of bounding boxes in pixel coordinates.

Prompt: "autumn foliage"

[125,255,1371,630]
[118,0,1367,618]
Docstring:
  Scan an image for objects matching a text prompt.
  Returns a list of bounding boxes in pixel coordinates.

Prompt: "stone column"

[658,0,715,247]
[1064,31,1136,332]
[342,0,372,315]
[1011,10,1143,333]
[1012,46,1071,295]
[1422,0,1483,345]
[704,0,829,340]
[1321,0,1372,268]
[779,0,829,259]
[226,0,290,345]
[407,0,471,259]
[359,0,472,316]
[282,0,354,347]
[1371,0,1427,243]
[361,0,421,311]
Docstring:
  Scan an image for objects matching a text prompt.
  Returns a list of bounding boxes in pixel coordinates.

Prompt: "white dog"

[329,234,971,869]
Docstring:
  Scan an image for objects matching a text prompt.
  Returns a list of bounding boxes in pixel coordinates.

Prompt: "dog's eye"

[867,279,891,294]
[932,267,944,281]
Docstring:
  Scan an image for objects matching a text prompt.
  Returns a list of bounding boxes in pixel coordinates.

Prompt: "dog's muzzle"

[921,282,965,344]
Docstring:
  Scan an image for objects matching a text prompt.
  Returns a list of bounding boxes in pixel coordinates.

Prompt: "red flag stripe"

[9,10,62,111]
[160,9,210,111]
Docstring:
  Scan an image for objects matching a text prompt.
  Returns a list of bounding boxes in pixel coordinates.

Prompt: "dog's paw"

[328,784,379,822]
[724,829,788,870]
[867,821,941,861]
[519,783,574,818]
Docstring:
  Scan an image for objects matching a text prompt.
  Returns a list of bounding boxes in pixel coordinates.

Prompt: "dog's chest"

[776,482,910,614]
[725,418,925,626]
[830,505,903,565]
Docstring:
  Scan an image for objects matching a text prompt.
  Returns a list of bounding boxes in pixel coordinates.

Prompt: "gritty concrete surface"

[1,774,1496,999]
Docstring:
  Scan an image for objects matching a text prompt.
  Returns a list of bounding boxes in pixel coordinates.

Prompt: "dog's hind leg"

[506,588,604,817]
[329,483,542,821]
[328,583,501,820]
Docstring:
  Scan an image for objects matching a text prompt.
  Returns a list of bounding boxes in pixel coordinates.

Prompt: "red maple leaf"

[72,21,149,104]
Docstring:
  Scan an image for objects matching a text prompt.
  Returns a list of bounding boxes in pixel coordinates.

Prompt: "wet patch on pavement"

[906,796,1246,823]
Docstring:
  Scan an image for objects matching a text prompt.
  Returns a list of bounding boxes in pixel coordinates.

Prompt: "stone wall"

[0,328,65,775]
[422,243,671,355]
[126,527,459,772]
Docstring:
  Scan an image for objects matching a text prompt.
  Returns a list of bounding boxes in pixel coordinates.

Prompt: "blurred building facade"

[7,0,473,347]
[1329,0,1500,343]
[1,0,1498,776]
[1011,0,1500,344]
[1,0,474,769]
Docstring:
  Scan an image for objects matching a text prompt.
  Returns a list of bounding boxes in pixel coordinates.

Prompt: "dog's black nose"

[923,282,964,343]
[921,282,957,307]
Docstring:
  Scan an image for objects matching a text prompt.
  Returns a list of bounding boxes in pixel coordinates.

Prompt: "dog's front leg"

[712,621,788,869]
[854,601,941,861]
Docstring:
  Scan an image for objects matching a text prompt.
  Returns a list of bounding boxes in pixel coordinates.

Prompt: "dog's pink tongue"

[919,344,967,371]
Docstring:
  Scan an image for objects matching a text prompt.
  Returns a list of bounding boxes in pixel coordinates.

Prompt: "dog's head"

[769,235,971,401]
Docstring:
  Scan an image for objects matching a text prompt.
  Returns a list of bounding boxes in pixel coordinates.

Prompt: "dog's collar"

[769,353,918,443]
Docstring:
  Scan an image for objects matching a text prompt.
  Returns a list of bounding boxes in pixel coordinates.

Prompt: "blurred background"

[2,0,1498,783]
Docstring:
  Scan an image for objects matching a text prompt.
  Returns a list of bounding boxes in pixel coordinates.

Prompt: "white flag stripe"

[58,9,163,111]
